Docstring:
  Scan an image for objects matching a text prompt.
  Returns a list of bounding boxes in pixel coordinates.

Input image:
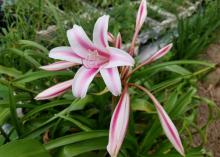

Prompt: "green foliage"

[173,0,220,59]
[108,0,136,42]
[0,139,51,157]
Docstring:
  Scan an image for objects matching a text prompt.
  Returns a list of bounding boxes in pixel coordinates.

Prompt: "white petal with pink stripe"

[107,90,130,157]
[67,25,95,58]
[49,46,82,64]
[105,47,134,68]
[146,90,185,156]
[135,0,147,31]
[40,61,77,71]
[35,79,72,100]
[100,67,121,96]
[93,15,109,49]
[72,66,99,98]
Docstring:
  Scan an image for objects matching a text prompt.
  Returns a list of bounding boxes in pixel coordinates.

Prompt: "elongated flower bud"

[145,90,185,156]
[135,0,147,32]
[35,79,72,100]
[150,43,173,62]
[107,90,130,157]
[108,32,116,43]
[142,43,173,65]
[115,33,122,49]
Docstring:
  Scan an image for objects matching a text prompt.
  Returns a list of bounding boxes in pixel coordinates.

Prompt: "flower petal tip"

[108,32,115,43]
[34,96,40,100]
[116,33,122,49]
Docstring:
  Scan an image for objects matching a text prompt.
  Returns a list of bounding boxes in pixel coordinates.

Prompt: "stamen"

[83,49,108,68]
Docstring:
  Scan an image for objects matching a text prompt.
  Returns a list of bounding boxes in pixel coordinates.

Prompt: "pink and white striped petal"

[100,67,121,96]
[35,79,72,100]
[40,61,77,71]
[108,32,115,44]
[135,0,147,31]
[115,33,122,49]
[107,90,130,157]
[72,66,99,98]
[143,44,173,65]
[146,91,185,156]
[93,15,109,49]
[150,43,173,62]
[105,47,135,68]
[49,46,82,63]
[67,25,95,58]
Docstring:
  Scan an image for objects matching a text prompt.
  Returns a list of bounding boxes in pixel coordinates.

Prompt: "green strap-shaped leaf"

[23,100,73,120]
[132,60,215,79]
[0,65,22,78]
[44,130,108,150]
[163,65,191,75]
[0,107,10,125]
[0,139,51,157]
[19,40,49,54]
[57,137,107,157]
[13,71,73,83]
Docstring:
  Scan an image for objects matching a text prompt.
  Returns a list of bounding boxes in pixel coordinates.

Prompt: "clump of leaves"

[173,0,220,59]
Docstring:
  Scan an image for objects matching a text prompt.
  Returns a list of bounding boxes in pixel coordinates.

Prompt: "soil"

[194,33,220,157]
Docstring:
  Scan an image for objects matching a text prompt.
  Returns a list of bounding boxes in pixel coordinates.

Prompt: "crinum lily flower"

[35,15,134,99]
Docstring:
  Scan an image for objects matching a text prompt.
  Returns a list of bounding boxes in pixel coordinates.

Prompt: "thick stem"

[129,30,139,56]
[126,60,150,79]
[128,83,151,96]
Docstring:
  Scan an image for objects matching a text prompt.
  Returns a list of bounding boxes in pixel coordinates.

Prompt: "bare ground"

[194,34,220,157]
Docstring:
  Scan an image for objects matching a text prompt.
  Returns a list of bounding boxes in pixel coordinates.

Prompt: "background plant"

[173,0,220,59]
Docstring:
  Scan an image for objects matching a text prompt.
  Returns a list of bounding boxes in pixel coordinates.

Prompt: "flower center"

[83,50,108,69]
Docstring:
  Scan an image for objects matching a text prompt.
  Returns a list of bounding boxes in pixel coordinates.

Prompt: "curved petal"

[104,47,135,68]
[35,79,72,100]
[40,61,77,71]
[107,90,130,157]
[100,67,121,96]
[139,43,173,66]
[72,66,99,98]
[145,90,185,156]
[93,15,109,49]
[150,43,173,62]
[136,0,147,31]
[67,25,95,58]
[49,46,82,63]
